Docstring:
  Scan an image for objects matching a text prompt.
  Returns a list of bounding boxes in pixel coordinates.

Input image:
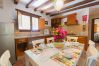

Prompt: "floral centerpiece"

[52,26,67,42]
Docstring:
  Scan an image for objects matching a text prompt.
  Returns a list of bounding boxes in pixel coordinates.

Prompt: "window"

[18,12,31,30]
[32,17,39,31]
[17,9,41,31]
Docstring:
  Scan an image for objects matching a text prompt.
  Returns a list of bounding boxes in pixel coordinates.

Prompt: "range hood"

[66,13,78,25]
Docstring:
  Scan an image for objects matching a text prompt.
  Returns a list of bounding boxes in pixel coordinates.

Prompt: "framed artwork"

[45,21,48,26]
[0,0,3,8]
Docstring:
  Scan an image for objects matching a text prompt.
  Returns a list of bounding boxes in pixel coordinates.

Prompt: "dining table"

[24,42,84,66]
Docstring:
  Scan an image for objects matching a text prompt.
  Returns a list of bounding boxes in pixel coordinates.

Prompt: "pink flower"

[53,26,67,41]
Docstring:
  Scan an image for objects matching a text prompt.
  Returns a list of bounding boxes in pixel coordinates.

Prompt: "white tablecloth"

[25,43,84,66]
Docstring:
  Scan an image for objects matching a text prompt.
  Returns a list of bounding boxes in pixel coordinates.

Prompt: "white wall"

[77,8,89,24]
[0,0,15,22]
[60,8,89,24]
[60,8,89,36]
[0,0,51,26]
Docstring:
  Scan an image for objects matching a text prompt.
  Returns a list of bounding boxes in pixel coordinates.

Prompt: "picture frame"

[45,21,48,26]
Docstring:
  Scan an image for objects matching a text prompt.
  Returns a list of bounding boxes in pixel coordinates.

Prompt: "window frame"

[16,9,41,32]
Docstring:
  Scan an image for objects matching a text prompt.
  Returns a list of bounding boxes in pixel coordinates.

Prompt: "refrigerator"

[0,22,16,64]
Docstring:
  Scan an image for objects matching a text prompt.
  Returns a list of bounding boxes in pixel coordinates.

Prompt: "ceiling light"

[53,0,64,11]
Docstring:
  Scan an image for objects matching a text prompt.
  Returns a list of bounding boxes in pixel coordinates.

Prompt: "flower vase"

[55,39,63,42]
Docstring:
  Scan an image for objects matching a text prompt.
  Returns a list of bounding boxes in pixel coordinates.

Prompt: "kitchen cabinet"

[15,35,52,58]
[77,36,88,51]
[51,18,61,28]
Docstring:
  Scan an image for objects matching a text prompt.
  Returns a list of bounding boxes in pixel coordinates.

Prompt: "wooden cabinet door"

[77,36,88,51]
[51,18,61,28]
[39,18,45,29]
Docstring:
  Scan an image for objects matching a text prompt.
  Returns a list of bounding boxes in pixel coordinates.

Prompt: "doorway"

[91,18,99,42]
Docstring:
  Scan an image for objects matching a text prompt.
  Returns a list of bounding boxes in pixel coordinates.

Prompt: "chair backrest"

[87,56,96,66]
[86,45,98,57]
[32,39,45,48]
[46,37,54,44]
[89,40,95,46]
[67,36,78,42]
[0,50,12,66]
[86,46,99,66]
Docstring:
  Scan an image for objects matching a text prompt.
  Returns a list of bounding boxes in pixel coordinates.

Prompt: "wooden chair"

[77,45,98,66]
[32,39,45,49]
[46,37,54,44]
[88,40,95,46]
[67,36,78,42]
[46,37,54,48]
[0,50,12,66]
[86,45,99,66]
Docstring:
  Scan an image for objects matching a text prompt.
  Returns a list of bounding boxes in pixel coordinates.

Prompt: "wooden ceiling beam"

[14,0,18,4]
[50,0,95,16]
[62,0,95,10]
[40,11,44,13]
[46,13,50,15]
[64,0,74,4]
[63,1,99,14]
[50,1,99,16]
[26,0,34,8]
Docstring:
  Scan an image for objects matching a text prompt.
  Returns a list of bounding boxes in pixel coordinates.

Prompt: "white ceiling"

[18,0,84,13]
[20,0,31,4]
[31,0,48,8]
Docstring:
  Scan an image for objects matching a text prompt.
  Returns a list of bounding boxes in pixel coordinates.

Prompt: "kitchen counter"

[15,34,52,39]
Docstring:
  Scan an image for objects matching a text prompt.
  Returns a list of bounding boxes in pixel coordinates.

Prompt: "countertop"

[15,34,52,39]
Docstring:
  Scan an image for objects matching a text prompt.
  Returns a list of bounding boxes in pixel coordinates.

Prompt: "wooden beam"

[62,0,94,10]
[14,0,18,4]
[46,13,50,15]
[51,1,99,16]
[40,11,44,13]
[64,0,74,4]
[50,0,95,16]
[26,0,34,8]
[64,1,99,13]
[16,9,41,17]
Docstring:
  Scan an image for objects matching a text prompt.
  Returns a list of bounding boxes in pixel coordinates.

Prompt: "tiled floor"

[13,58,25,66]
[13,42,99,66]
